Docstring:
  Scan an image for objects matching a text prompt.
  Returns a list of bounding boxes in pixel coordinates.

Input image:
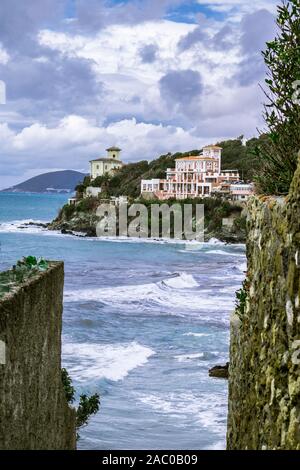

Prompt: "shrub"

[76,394,101,429]
[62,204,76,219]
[233,215,247,232]
[61,369,100,439]
[235,278,250,321]
[0,257,49,298]
[76,197,99,212]
[75,176,91,193]
[61,368,75,404]
[255,0,300,194]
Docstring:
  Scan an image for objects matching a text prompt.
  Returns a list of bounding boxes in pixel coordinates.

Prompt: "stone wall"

[0,262,76,450]
[227,160,300,450]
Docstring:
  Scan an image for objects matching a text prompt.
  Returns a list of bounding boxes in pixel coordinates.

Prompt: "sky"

[0,0,279,189]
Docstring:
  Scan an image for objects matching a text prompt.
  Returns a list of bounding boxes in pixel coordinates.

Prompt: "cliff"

[0,262,76,449]
[48,197,247,243]
[227,158,300,450]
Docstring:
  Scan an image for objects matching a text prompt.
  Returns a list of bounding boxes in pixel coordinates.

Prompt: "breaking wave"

[63,341,155,382]
[64,272,233,319]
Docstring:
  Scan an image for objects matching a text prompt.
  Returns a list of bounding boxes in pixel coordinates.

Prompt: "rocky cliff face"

[0,262,76,450]
[48,198,247,243]
[227,159,300,450]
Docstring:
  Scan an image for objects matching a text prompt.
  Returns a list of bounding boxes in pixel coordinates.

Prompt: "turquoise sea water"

[0,192,246,450]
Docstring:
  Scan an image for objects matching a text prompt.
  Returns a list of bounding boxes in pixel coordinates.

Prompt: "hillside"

[2,170,86,194]
[79,136,263,199]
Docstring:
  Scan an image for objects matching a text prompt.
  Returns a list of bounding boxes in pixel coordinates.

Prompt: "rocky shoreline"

[47,218,246,243]
[209,363,229,379]
[46,197,247,244]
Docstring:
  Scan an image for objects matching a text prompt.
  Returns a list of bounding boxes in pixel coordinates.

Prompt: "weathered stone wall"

[227,161,300,450]
[0,262,76,450]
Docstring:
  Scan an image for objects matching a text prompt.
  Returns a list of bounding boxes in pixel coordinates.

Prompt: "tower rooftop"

[106,146,122,152]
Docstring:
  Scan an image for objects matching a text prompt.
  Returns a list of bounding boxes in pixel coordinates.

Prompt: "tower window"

[113,154,116,158]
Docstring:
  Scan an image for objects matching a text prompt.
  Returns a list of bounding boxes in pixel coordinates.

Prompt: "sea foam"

[64,271,232,318]
[137,390,227,440]
[63,341,155,382]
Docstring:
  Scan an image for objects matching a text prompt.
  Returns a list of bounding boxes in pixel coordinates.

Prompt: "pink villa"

[141,145,254,201]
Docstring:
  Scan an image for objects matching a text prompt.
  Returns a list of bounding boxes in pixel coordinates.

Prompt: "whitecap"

[64,272,233,319]
[63,341,155,382]
[137,391,227,438]
[0,219,48,234]
[183,332,211,338]
[205,249,245,257]
[161,272,198,289]
[207,237,225,245]
[175,351,219,362]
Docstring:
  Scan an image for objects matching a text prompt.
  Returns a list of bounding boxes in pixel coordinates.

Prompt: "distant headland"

[1,170,87,194]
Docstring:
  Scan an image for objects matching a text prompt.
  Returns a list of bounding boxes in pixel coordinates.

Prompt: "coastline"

[0,218,246,246]
[0,192,245,450]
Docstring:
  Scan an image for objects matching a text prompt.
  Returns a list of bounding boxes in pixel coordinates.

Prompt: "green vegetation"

[235,278,250,321]
[76,394,101,429]
[137,197,240,237]
[61,368,100,439]
[255,0,300,194]
[59,203,76,219]
[217,136,265,181]
[61,368,76,404]
[57,194,245,241]
[75,137,262,200]
[0,257,49,298]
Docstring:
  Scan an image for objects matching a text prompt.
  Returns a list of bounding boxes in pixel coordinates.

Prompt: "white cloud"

[38,19,243,126]
[0,45,9,65]
[0,2,278,187]
[0,115,217,188]
[196,0,277,17]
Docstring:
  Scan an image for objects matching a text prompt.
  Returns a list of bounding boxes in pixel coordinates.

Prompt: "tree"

[255,0,300,195]
[61,368,100,440]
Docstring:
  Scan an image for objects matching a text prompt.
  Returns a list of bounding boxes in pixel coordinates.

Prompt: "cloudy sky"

[0,0,278,189]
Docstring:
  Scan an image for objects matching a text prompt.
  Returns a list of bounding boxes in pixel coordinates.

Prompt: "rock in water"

[209,362,229,379]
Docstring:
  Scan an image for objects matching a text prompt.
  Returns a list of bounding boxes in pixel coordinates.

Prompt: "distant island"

[1,170,87,194]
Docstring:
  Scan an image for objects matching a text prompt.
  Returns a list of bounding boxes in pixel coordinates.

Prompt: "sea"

[0,192,246,450]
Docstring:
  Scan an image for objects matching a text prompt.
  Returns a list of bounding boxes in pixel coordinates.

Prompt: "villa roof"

[90,158,123,163]
[106,146,122,152]
[175,156,217,161]
[175,156,199,161]
[203,145,223,150]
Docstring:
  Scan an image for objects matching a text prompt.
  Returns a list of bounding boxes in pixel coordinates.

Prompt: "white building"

[141,146,245,200]
[141,179,161,194]
[230,183,254,201]
[90,146,123,180]
[85,186,102,198]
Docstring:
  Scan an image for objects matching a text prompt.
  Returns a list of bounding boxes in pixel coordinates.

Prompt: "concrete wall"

[0,262,76,450]
[227,160,300,450]
[85,186,102,198]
